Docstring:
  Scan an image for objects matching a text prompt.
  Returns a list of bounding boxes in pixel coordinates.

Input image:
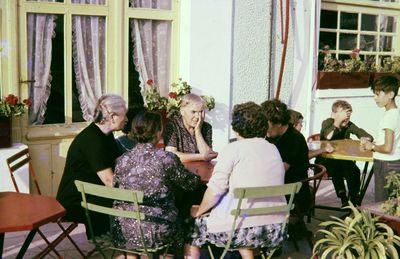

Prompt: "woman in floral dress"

[111,110,201,257]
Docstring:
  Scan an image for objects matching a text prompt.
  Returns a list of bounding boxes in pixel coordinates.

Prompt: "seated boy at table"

[316,100,373,206]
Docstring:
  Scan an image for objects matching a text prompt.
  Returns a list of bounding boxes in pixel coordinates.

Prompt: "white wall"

[180,0,233,152]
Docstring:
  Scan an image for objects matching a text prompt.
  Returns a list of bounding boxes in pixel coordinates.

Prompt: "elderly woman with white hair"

[57,94,127,237]
[164,93,218,162]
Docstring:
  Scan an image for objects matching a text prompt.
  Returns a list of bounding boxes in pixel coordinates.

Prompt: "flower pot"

[0,116,12,148]
[372,72,400,82]
[317,71,372,89]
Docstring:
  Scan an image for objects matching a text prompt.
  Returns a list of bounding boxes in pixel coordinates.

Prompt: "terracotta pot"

[0,116,12,148]
[317,72,372,89]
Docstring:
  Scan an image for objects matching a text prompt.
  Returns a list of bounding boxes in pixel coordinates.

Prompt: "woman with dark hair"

[57,94,127,237]
[190,102,286,259]
[115,107,144,153]
[261,99,311,238]
[111,110,201,257]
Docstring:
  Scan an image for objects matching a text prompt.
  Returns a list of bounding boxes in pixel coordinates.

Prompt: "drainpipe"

[275,0,290,99]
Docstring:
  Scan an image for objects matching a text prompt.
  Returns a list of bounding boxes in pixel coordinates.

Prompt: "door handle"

[20,79,36,84]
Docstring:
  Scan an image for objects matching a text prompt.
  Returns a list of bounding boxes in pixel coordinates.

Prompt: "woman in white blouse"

[189,102,286,259]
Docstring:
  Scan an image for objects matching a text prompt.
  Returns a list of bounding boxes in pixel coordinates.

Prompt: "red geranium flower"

[147,79,154,85]
[23,98,32,107]
[168,92,178,99]
[5,94,18,106]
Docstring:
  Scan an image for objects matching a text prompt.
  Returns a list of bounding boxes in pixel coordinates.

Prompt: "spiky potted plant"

[312,202,400,258]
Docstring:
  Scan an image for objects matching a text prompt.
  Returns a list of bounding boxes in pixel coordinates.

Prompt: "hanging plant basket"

[317,71,372,89]
[0,116,12,148]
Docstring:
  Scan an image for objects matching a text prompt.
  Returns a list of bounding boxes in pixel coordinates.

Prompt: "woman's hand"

[361,140,374,151]
[195,111,205,133]
[202,149,218,161]
[190,205,200,218]
[324,143,334,153]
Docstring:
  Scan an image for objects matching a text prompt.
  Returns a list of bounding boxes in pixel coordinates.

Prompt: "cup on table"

[308,140,321,151]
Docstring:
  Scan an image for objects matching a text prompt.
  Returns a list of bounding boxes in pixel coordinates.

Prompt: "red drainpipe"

[275,0,290,99]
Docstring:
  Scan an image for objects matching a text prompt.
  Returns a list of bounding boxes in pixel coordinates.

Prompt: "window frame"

[16,0,180,140]
[321,0,400,66]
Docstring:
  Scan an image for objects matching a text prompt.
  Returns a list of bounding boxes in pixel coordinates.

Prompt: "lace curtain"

[72,0,106,121]
[131,0,171,96]
[27,13,56,125]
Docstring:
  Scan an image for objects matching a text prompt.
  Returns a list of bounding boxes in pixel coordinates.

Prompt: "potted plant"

[0,94,31,148]
[142,78,215,118]
[317,46,400,89]
[312,202,400,258]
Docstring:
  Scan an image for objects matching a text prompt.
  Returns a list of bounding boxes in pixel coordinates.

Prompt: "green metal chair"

[74,180,170,259]
[208,182,302,259]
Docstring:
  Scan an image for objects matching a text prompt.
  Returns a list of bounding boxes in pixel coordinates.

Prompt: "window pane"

[71,0,106,5]
[27,13,65,125]
[319,32,337,50]
[380,16,396,32]
[380,36,393,51]
[338,54,349,61]
[339,33,357,50]
[360,35,377,51]
[72,15,106,122]
[320,10,337,29]
[340,12,358,30]
[129,0,172,10]
[361,14,377,31]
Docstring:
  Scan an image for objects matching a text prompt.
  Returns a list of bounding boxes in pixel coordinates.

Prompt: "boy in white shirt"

[361,76,400,202]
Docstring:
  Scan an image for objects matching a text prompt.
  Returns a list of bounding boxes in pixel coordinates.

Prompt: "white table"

[0,143,29,193]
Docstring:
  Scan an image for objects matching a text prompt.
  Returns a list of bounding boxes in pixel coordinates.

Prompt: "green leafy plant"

[143,78,215,117]
[380,171,400,217]
[382,57,400,74]
[0,94,31,118]
[313,202,400,259]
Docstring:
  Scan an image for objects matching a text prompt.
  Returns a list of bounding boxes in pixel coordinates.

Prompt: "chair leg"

[36,228,62,258]
[57,221,86,257]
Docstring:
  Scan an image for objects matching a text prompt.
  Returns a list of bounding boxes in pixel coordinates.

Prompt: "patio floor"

[2,178,375,259]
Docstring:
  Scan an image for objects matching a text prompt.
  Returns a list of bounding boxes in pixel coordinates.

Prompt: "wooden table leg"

[358,162,374,205]
[16,229,37,259]
[0,232,4,258]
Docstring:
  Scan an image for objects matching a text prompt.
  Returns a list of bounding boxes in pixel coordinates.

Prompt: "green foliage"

[0,94,31,118]
[380,171,400,217]
[382,57,400,74]
[313,202,400,259]
[143,78,215,117]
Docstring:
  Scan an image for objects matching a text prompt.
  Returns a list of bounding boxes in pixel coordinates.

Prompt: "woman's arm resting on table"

[97,168,114,187]
[165,146,218,162]
[193,187,220,217]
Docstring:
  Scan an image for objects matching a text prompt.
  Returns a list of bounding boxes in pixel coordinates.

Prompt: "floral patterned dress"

[111,143,200,250]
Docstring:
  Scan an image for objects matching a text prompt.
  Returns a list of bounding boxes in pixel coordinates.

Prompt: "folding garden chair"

[74,180,171,259]
[6,148,85,258]
[206,182,302,259]
[303,163,327,223]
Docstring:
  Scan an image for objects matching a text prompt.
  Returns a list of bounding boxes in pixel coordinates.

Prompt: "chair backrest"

[302,164,327,196]
[219,182,301,257]
[6,148,41,194]
[307,133,320,143]
[231,182,302,226]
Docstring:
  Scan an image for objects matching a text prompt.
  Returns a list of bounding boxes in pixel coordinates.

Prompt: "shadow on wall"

[205,101,229,132]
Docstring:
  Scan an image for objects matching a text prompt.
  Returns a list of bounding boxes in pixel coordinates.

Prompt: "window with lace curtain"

[319,0,400,67]
[19,0,179,127]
